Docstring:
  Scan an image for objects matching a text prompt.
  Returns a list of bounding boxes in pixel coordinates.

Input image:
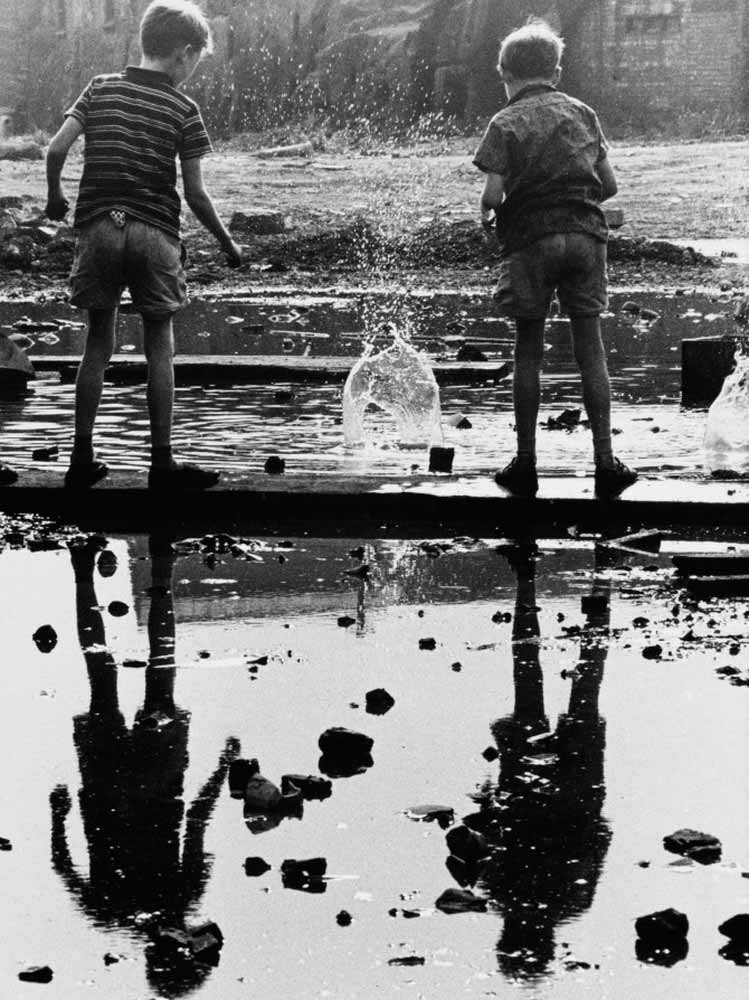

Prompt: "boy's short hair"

[140,0,213,58]
[498,19,564,81]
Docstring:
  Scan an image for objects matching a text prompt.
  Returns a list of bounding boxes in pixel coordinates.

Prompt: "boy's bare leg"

[513,318,545,461]
[569,316,613,467]
[142,314,175,462]
[67,308,116,482]
[142,313,219,489]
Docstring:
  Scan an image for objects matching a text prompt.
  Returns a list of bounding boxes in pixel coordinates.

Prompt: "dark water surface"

[0,535,747,999]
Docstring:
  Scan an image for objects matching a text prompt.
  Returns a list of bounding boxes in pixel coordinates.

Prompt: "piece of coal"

[388,956,426,966]
[642,644,663,660]
[31,445,59,461]
[264,455,285,474]
[336,910,352,927]
[228,758,260,797]
[719,914,749,944]
[33,624,57,653]
[244,857,271,877]
[18,966,53,983]
[663,829,722,864]
[429,446,454,473]
[419,637,436,650]
[108,600,129,617]
[337,615,356,628]
[244,775,283,812]
[281,773,332,800]
[406,804,454,827]
[545,408,582,430]
[318,727,373,757]
[281,857,327,893]
[318,752,374,779]
[446,825,489,863]
[435,888,487,914]
[635,908,689,942]
[365,688,395,715]
[187,922,224,964]
[0,836,12,851]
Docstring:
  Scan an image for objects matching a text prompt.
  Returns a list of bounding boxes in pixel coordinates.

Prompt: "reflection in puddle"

[1,531,747,997]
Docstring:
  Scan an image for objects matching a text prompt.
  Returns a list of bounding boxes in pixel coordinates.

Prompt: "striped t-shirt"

[66,66,212,238]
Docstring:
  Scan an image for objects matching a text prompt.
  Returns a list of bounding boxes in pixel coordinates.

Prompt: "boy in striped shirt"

[45,0,241,489]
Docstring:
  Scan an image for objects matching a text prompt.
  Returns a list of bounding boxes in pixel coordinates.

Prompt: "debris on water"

[336,910,352,927]
[244,857,271,877]
[365,687,395,715]
[281,858,327,893]
[455,344,487,362]
[103,953,120,965]
[229,758,260,797]
[281,774,332,800]
[446,826,489,864]
[482,745,498,761]
[642,644,663,660]
[319,727,374,778]
[0,836,12,850]
[445,413,472,429]
[663,828,722,864]
[244,774,283,813]
[107,600,129,617]
[451,662,462,672]
[337,615,356,628]
[545,408,582,430]
[31,445,58,461]
[122,658,146,669]
[405,804,454,828]
[388,955,425,965]
[718,914,749,946]
[435,888,487,914]
[18,965,53,983]
[264,455,286,474]
[32,624,57,653]
[428,445,454,473]
[419,637,436,650]
[635,908,689,942]
[150,922,224,966]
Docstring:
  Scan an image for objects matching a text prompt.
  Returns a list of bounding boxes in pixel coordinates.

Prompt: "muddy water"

[0,287,735,478]
[0,535,747,999]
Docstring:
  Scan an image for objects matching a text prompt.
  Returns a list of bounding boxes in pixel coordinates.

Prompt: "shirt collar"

[124,65,175,86]
[507,83,557,106]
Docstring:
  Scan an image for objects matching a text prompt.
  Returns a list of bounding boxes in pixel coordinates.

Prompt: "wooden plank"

[30,355,512,386]
[3,470,749,538]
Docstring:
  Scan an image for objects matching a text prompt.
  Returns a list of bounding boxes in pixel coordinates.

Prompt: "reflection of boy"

[474,19,636,500]
[45,1,241,491]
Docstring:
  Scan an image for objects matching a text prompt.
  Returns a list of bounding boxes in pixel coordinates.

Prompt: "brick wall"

[571,0,747,119]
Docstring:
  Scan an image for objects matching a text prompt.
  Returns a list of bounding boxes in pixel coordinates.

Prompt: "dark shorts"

[69,213,187,317]
[493,232,607,319]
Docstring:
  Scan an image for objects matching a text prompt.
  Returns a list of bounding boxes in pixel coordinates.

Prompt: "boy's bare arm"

[181,157,242,266]
[480,171,505,222]
[45,118,83,220]
[596,156,618,201]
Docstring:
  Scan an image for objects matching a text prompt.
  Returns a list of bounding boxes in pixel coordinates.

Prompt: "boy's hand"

[223,239,243,268]
[45,192,69,221]
[481,217,499,251]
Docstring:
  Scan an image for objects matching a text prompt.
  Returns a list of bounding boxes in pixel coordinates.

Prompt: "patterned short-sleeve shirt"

[66,66,212,238]
[473,84,610,256]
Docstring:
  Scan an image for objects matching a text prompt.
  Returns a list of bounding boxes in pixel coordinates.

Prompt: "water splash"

[342,331,444,448]
[704,342,749,474]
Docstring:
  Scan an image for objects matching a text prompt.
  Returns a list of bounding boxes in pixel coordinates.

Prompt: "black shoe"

[148,462,220,491]
[595,458,637,499]
[494,457,538,498]
[64,460,109,489]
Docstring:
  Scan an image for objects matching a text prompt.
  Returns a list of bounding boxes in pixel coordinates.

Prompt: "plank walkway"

[30,355,512,385]
[2,469,749,538]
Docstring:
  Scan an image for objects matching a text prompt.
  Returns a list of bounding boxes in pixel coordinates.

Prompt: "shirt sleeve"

[472,118,511,176]
[179,104,213,162]
[65,79,95,127]
[593,111,610,162]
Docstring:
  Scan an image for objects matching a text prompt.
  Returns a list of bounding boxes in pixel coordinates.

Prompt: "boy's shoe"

[0,462,18,485]
[148,462,220,491]
[494,456,539,498]
[64,460,109,489]
[594,458,638,499]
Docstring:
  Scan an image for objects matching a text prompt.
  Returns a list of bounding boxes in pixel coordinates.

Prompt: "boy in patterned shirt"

[45,0,241,489]
[474,19,636,500]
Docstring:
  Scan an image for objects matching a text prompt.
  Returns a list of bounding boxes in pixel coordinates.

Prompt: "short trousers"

[493,232,607,319]
[69,213,187,317]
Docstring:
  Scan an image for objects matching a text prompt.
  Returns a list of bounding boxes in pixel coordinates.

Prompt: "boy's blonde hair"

[140,0,213,58]
[498,18,564,81]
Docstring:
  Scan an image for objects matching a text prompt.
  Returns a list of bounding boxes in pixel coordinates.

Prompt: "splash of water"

[342,331,444,448]
[704,343,749,473]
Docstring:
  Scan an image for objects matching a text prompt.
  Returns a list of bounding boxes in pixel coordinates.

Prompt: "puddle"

[0,532,747,998]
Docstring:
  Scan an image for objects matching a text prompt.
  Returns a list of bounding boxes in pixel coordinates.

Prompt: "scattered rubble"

[663,828,722,864]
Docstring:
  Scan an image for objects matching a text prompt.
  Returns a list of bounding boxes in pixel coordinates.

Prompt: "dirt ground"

[1,133,748,296]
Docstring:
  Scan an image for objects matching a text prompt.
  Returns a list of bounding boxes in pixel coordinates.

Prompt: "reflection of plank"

[682,575,749,597]
[673,553,749,576]
[31,355,511,385]
[4,470,749,537]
